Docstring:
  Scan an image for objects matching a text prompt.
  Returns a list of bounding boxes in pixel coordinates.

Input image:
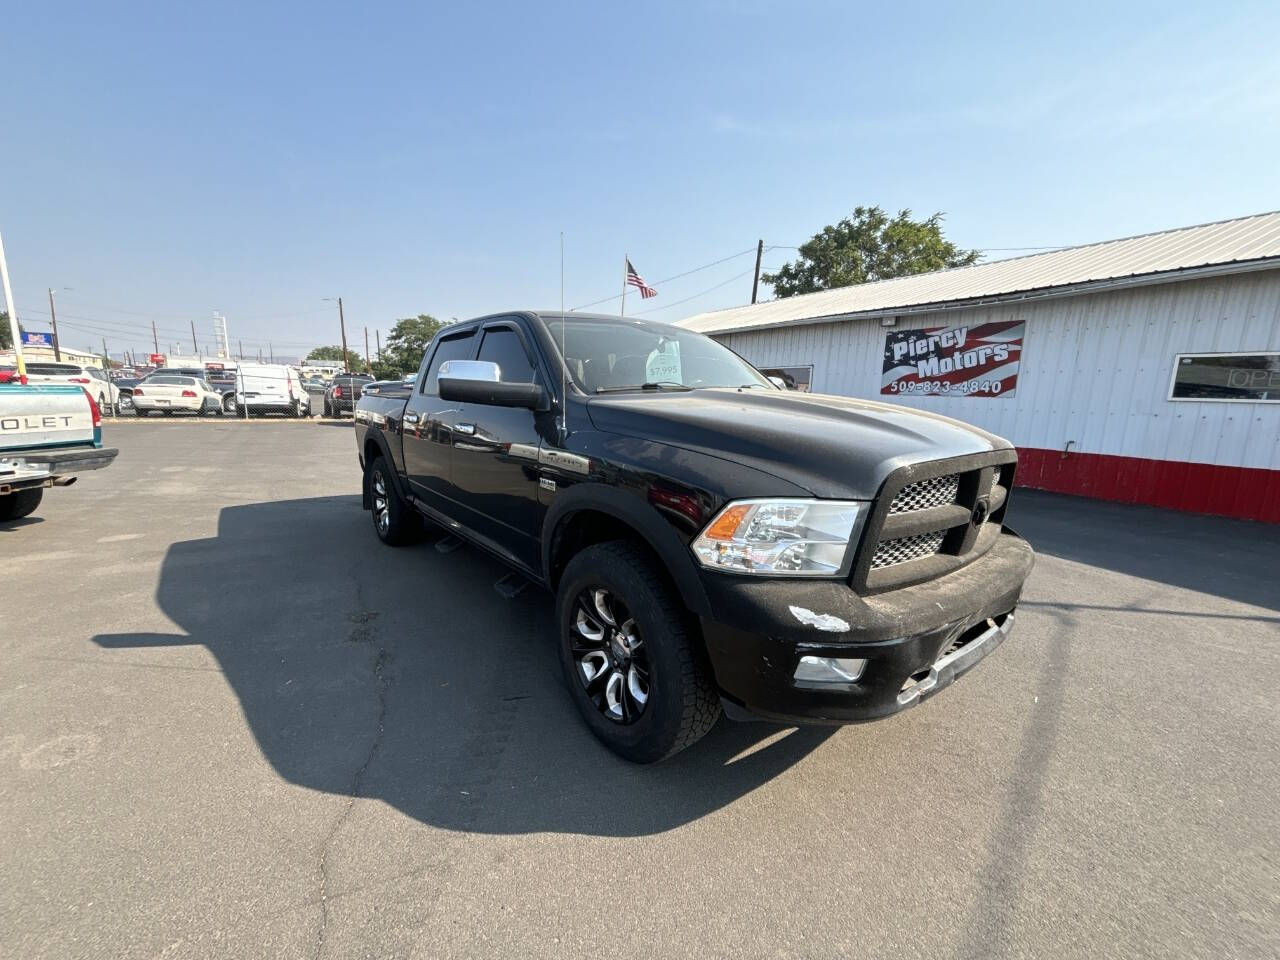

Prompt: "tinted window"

[27,363,79,375]
[422,333,474,394]
[476,328,536,383]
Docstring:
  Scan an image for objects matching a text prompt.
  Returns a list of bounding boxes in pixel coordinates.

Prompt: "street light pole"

[48,288,63,361]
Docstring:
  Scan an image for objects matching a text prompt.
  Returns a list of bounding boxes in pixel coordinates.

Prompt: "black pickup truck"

[354,311,1034,762]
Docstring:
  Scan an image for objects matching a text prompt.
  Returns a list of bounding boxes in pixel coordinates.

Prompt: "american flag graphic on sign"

[881,320,1024,398]
[625,259,657,299]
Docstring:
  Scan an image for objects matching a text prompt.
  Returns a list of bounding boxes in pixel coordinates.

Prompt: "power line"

[572,246,757,310]
[633,267,757,316]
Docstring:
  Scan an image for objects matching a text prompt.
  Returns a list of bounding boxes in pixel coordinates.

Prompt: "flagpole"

[619,254,628,321]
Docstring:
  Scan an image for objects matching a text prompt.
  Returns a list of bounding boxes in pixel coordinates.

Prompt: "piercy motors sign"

[882,320,1024,398]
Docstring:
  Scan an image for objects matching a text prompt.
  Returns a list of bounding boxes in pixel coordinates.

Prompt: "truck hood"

[585,388,1012,499]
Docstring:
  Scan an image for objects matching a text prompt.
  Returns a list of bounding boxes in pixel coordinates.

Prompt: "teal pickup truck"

[0,383,118,521]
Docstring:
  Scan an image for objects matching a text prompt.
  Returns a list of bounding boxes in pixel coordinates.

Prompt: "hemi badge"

[539,477,556,492]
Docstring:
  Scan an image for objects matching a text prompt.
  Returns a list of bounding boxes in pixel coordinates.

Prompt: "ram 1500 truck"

[354,312,1034,762]
[1,383,118,521]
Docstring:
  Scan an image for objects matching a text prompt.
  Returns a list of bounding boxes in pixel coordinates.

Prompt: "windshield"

[541,316,773,393]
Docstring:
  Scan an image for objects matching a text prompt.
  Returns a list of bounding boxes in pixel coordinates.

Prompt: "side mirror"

[438,360,545,409]
[768,376,788,390]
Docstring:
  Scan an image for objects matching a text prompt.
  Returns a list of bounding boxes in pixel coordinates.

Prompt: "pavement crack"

[312,583,390,960]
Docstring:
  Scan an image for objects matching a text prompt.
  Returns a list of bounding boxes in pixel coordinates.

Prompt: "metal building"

[680,211,1280,523]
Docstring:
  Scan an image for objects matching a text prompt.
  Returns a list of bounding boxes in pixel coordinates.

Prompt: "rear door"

[401,327,476,512]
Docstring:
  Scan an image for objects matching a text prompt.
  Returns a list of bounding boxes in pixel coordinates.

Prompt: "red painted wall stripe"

[1014,447,1280,524]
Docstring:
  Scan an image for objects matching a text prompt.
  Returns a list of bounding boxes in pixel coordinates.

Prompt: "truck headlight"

[691,499,863,576]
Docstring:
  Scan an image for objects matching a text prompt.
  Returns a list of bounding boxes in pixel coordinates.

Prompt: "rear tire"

[0,487,43,521]
[367,456,422,546]
[556,541,720,763]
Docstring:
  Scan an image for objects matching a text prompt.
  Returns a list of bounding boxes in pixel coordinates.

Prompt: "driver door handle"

[456,422,476,436]
[403,412,420,424]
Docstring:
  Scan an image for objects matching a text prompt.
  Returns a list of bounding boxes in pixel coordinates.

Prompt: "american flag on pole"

[625,259,657,299]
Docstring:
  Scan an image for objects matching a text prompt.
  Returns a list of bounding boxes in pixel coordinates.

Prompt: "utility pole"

[190,319,198,354]
[269,342,274,363]
[152,320,159,356]
[238,339,243,360]
[48,288,63,360]
[338,297,349,372]
[751,238,764,304]
[375,329,381,361]
[364,327,371,372]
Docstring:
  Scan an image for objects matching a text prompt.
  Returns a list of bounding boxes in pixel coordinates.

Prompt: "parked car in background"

[230,363,310,417]
[0,365,16,384]
[322,373,373,417]
[117,367,217,413]
[133,375,225,416]
[0,382,118,521]
[22,362,120,414]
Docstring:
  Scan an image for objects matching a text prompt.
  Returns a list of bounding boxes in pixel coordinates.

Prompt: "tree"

[762,206,980,298]
[0,311,22,351]
[306,344,361,369]
[379,315,444,376]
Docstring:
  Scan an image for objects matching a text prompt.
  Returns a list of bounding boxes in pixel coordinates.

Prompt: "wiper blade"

[595,381,694,394]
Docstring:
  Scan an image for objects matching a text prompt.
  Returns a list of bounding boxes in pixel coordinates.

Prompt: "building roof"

[679,210,1280,335]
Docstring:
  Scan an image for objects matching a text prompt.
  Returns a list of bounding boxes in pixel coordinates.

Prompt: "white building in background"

[679,211,1280,524]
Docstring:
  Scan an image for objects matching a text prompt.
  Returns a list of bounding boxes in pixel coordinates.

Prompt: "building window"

[1169,352,1280,402]
[759,365,813,392]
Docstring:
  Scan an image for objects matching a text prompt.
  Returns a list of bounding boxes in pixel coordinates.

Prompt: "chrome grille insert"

[870,531,946,569]
[889,474,960,514]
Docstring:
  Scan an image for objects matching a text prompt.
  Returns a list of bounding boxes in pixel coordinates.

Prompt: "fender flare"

[359,429,410,509]
[541,483,712,618]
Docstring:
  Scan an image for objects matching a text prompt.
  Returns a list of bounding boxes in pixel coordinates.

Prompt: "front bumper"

[698,529,1034,724]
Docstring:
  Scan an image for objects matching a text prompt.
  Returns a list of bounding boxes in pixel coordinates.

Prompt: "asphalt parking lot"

[3,422,1277,959]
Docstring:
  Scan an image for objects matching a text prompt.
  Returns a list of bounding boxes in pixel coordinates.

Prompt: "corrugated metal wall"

[718,271,1280,471]
[717,271,1280,521]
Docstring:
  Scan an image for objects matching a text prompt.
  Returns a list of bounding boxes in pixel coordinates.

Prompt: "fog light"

[794,656,867,683]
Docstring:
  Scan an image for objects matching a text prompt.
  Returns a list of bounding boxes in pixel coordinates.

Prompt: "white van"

[230,363,311,417]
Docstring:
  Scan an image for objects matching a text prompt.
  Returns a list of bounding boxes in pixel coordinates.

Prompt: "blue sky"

[3,0,1278,360]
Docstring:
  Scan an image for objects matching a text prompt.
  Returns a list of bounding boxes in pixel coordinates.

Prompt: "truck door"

[402,327,476,515]
[448,319,551,572]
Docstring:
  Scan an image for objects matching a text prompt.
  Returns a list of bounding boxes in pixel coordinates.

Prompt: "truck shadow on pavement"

[93,496,833,837]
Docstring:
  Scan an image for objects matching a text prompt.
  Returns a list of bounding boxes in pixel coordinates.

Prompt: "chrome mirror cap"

[439,360,500,382]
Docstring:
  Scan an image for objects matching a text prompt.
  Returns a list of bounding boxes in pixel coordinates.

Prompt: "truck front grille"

[871,531,946,568]
[889,474,960,514]
[852,451,1017,594]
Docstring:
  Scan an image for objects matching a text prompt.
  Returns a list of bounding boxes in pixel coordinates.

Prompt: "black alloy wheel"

[569,588,651,724]
[367,456,421,546]
[556,541,720,763]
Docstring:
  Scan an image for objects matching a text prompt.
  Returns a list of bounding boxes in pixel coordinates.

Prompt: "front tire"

[557,541,720,763]
[0,487,43,521]
[367,457,422,546]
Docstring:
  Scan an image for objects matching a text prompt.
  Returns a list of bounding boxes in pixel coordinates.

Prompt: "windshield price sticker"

[646,341,682,383]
